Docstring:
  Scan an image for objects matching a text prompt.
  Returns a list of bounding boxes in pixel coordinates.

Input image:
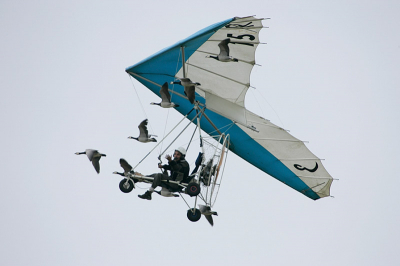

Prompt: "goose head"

[113,171,124,176]
[206,55,218,60]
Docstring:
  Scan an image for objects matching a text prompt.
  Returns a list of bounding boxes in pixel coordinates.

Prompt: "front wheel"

[187,208,201,222]
[119,179,134,193]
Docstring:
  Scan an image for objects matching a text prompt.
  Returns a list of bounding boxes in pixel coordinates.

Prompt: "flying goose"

[128,119,157,143]
[75,149,106,174]
[154,187,179,197]
[150,82,179,108]
[198,204,218,226]
[171,78,200,104]
[206,38,238,62]
[113,158,133,176]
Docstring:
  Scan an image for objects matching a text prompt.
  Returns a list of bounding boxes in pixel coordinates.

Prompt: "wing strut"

[181,46,186,78]
[180,46,222,136]
[158,106,203,157]
[195,103,222,135]
[132,107,198,170]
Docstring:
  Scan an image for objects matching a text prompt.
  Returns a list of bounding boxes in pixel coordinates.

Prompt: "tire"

[186,182,200,197]
[119,179,134,193]
[187,208,201,222]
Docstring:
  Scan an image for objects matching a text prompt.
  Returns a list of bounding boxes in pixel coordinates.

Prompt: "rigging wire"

[252,87,285,128]
[249,88,266,118]
[133,108,197,170]
[206,122,235,138]
[160,48,183,155]
[159,108,199,156]
[128,75,157,135]
[186,110,202,152]
[186,123,199,152]
[160,108,170,155]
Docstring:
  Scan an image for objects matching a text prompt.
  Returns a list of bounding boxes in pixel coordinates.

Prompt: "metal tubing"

[132,108,195,170]
[181,46,186,78]
[198,107,222,135]
[159,110,201,157]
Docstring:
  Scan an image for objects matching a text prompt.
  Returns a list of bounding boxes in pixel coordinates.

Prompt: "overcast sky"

[1,1,399,265]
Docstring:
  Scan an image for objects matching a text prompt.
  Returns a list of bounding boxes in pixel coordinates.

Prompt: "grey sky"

[1,1,399,265]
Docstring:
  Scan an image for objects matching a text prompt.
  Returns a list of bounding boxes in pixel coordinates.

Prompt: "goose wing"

[138,119,149,138]
[184,86,195,104]
[199,205,214,226]
[159,82,171,103]
[179,78,192,86]
[218,38,230,57]
[85,149,97,161]
[198,204,209,213]
[204,214,214,226]
[91,156,101,173]
[119,158,133,174]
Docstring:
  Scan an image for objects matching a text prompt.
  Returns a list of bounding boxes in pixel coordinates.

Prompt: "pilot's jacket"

[161,158,190,182]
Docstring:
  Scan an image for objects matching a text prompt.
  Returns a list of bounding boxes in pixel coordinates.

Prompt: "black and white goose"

[128,119,157,143]
[198,204,218,226]
[150,82,179,108]
[154,187,179,197]
[114,158,138,191]
[113,158,133,177]
[206,38,238,62]
[75,149,106,174]
[171,78,200,104]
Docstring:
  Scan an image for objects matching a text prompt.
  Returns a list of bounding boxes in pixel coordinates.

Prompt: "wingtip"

[205,215,214,226]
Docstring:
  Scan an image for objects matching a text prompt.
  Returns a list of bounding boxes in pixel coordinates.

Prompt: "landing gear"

[119,179,134,193]
[187,208,201,222]
[186,182,200,196]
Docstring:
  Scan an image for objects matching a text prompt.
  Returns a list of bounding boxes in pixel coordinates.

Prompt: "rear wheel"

[187,208,201,222]
[119,179,134,193]
[186,182,200,196]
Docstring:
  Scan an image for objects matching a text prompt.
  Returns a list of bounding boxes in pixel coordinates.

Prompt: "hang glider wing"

[126,16,333,200]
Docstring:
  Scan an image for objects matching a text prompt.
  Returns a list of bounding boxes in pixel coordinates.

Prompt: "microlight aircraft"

[119,16,333,224]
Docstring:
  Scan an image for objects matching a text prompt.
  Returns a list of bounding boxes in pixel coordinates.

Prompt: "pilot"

[138,147,190,200]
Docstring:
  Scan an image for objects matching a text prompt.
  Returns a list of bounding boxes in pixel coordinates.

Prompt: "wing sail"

[126,16,333,200]
[240,110,333,199]
[178,17,263,106]
[176,17,263,125]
